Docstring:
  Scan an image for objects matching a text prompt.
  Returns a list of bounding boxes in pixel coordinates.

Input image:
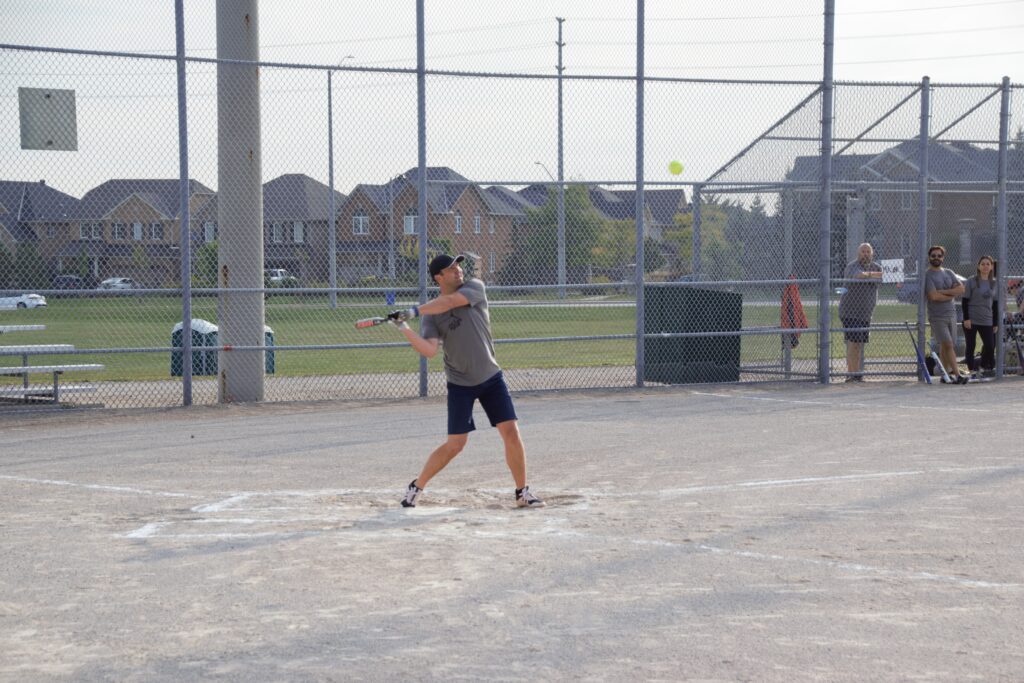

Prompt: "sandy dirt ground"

[1,381,1022,681]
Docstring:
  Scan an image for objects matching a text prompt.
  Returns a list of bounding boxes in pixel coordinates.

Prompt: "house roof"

[79,179,214,222]
[0,180,79,243]
[262,173,347,221]
[353,167,475,216]
[515,183,688,225]
[790,140,1023,185]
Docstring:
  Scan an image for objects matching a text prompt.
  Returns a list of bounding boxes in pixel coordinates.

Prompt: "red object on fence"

[781,276,808,348]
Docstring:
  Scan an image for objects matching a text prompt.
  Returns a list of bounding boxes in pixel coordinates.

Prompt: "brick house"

[191,173,347,284]
[0,180,79,286]
[57,178,216,286]
[336,167,526,284]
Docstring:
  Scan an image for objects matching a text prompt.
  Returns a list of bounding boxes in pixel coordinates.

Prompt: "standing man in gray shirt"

[924,245,967,384]
[386,254,545,509]
[838,242,883,382]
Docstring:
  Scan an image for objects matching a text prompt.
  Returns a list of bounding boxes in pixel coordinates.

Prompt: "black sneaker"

[956,375,969,384]
[400,479,422,508]
[515,486,546,508]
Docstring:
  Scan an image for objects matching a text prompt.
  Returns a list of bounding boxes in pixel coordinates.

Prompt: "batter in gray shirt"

[420,278,501,386]
[838,259,882,321]
[925,268,960,321]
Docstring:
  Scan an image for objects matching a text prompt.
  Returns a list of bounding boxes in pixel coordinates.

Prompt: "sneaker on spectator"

[400,479,422,508]
[515,486,546,508]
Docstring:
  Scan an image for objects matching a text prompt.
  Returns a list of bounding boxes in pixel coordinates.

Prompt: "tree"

[662,202,741,279]
[592,219,664,275]
[193,240,218,287]
[502,185,602,284]
[0,244,13,288]
[14,242,48,289]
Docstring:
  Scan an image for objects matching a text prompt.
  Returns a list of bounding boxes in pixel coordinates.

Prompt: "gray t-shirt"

[420,278,501,386]
[924,267,960,321]
[838,260,881,320]
[962,276,997,326]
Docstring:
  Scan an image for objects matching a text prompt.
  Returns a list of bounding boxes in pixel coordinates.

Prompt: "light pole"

[327,55,352,309]
[536,161,566,298]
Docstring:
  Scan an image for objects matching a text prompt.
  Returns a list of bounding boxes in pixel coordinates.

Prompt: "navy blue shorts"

[446,371,517,435]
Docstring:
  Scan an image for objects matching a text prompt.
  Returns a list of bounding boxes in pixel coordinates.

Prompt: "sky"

[1,0,1022,197]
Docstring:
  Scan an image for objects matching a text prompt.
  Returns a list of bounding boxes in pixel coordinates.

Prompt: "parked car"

[97,277,140,290]
[0,293,47,309]
[264,268,298,288]
[895,275,919,303]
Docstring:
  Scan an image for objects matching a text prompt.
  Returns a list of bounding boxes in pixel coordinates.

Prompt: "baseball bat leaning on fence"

[903,322,932,385]
[930,350,953,384]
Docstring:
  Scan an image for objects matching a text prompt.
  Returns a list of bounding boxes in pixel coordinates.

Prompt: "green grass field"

[0,294,923,382]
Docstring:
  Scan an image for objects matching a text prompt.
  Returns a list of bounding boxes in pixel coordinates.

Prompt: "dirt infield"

[2,382,1022,681]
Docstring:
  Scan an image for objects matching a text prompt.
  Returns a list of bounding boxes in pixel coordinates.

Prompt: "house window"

[404,209,417,235]
[204,221,216,243]
[926,193,934,210]
[293,221,304,244]
[454,212,462,234]
[474,213,481,234]
[112,222,127,240]
[353,213,369,235]
[900,192,915,211]
[272,222,283,243]
[869,192,881,212]
[132,222,144,241]
[150,222,164,240]
[489,250,496,274]
[92,223,102,239]
[47,225,57,238]
[80,223,89,239]
[488,217,495,234]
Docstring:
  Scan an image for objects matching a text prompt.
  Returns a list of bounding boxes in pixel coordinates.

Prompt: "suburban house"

[191,173,347,284]
[789,140,1024,275]
[59,178,216,286]
[516,183,688,239]
[336,167,526,284]
[0,180,79,286]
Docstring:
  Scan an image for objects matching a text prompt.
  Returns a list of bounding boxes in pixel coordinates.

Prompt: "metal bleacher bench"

[0,332,104,404]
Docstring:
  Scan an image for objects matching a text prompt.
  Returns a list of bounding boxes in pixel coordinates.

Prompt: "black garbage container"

[643,285,742,384]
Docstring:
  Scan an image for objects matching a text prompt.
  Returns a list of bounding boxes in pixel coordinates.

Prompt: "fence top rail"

[2,43,1010,89]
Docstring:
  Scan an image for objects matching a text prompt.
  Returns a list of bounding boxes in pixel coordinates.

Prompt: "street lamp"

[534,161,555,182]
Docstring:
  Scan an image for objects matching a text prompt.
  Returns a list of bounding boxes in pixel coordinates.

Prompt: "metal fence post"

[692,184,702,278]
[174,0,192,406]
[634,0,646,387]
[916,77,931,371]
[557,17,566,300]
[817,0,835,384]
[328,70,338,310]
[995,76,1011,377]
[417,0,429,397]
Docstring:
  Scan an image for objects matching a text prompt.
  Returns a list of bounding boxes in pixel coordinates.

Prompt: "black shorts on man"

[841,317,870,343]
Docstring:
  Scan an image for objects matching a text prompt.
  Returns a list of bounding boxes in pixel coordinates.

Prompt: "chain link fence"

[1,2,1021,408]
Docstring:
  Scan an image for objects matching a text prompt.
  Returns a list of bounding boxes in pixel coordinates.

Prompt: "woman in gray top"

[961,255,999,378]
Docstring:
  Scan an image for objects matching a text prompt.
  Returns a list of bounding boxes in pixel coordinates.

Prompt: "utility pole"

[556,17,566,299]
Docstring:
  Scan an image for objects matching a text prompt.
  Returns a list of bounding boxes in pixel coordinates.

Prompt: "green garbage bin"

[643,285,742,384]
[171,319,219,376]
[171,321,275,376]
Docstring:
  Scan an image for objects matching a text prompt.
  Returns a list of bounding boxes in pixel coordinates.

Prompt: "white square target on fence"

[18,87,78,151]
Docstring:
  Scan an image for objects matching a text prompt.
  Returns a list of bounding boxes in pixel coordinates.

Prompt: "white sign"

[881,259,904,283]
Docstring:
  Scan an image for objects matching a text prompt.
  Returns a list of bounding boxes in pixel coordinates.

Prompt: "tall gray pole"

[634,0,646,387]
[174,0,192,406]
[417,0,429,397]
[556,17,566,299]
[817,0,835,384]
[216,0,264,402]
[916,77,931,373]
[327,71,337,309]
[995,76,1011,377]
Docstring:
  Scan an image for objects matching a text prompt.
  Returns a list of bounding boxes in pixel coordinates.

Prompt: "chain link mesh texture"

[0,4,1020,408]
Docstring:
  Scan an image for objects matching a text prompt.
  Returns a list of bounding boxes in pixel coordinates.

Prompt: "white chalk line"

[0,474,202,499]
[691,543,1021,590]
[690,390,992,412]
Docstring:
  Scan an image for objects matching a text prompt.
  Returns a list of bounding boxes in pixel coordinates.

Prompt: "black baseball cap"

[428,253,465,278]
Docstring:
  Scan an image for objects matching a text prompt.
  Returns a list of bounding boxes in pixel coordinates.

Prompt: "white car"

[0,293,47,309]
[97,277,139,290]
